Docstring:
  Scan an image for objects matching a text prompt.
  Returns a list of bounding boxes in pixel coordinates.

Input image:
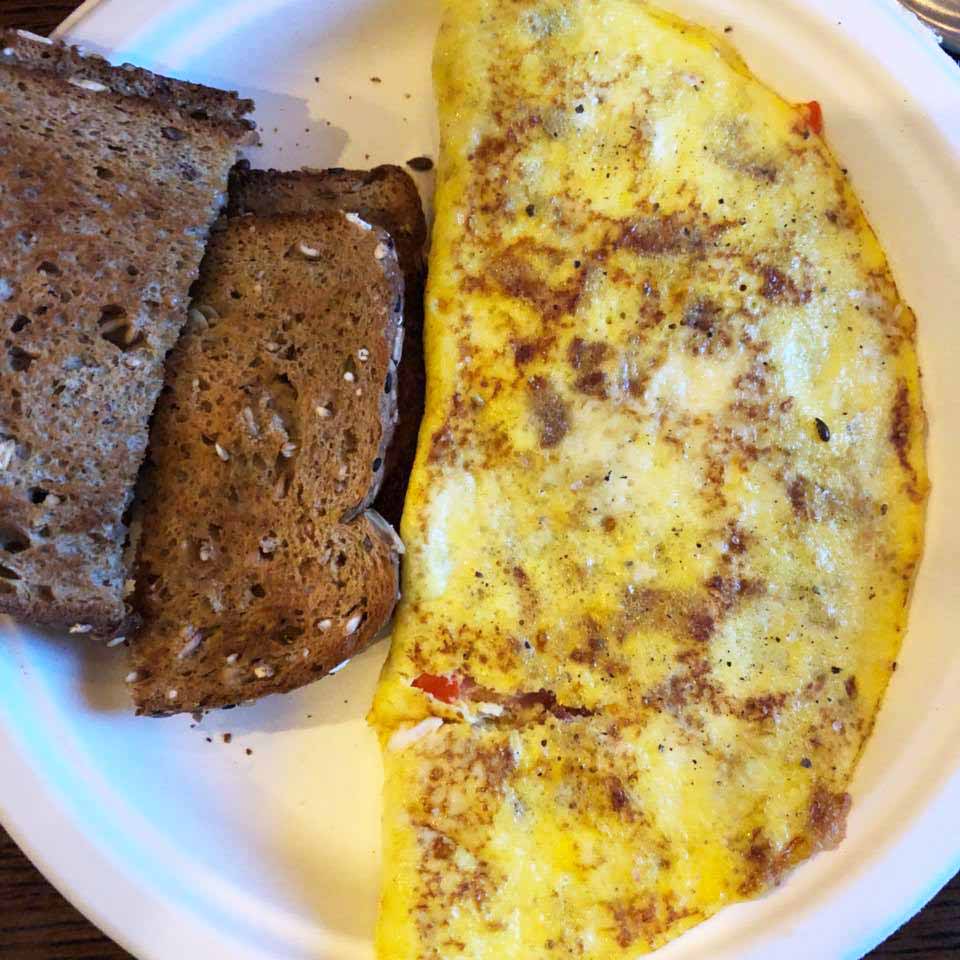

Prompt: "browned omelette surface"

[371,1,928,955]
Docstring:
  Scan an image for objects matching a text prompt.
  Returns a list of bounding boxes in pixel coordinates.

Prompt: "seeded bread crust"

[0,30,255,636]
[129,211,404,716]
[1,30,255,137]
[228,163,426,527]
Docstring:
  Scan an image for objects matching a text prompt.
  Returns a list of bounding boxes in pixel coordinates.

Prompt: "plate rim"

[2,1,959,958]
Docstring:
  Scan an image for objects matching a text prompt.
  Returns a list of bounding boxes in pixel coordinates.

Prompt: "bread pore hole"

[0,524,30,554]
[29,487,50,504]
[99,304,144,351]
[9,346,37,372]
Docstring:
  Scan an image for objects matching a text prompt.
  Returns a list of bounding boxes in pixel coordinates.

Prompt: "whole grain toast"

[228,163,426,528]
[128,210,404,715]
[0,30,255,636]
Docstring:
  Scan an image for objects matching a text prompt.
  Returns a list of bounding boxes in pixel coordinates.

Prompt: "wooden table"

[1,1,958,957]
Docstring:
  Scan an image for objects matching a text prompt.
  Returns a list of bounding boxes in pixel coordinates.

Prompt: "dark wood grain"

[0,0,76,33]
[0,1,957,957]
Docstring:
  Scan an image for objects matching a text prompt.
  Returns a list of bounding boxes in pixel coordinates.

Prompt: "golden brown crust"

[128,211,403,716]
[0,31,253,636]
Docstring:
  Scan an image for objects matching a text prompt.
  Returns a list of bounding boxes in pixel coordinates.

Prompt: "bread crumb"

[245,748,253,756]
[370,76,382,83]
[215,443,230,461]
[222,732,232,744]
[406,156,434,172]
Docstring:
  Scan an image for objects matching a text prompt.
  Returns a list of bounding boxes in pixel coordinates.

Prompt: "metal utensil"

[900,0,960,53]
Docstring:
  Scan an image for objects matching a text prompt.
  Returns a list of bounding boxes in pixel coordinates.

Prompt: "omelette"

[371,0,928,956]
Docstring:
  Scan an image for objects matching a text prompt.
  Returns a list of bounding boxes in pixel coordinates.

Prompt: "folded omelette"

[371,1,928,955]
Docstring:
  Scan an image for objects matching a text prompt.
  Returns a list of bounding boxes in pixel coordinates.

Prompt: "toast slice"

[128,210,404,715]
[0,30,255,636]
[228,164,426,527]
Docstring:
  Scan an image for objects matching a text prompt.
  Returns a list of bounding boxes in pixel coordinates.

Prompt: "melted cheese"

[372,1,927,955]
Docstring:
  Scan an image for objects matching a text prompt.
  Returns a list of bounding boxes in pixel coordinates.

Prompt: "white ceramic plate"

[2,2,959,958]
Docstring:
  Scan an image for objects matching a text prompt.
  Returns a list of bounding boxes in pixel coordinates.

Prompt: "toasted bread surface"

[130,211,403,715]
[0,30,254,635]
[228,163,426,527]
